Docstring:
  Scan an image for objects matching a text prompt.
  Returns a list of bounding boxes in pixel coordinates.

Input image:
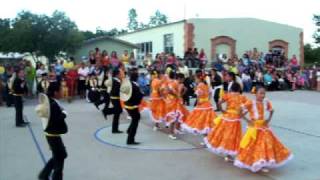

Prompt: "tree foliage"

[128,8,138,31]
[304,44,320,64]
[313,14,320,44]
[82,27,127,39]
[0,10,84,63]
[149,10,168,27]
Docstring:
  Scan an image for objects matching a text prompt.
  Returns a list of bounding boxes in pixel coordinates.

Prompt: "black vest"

[45,97,68,135]
[212,75,222,87]
[13,78,27,94]
[124,81,143,106]
[110,78,121,97]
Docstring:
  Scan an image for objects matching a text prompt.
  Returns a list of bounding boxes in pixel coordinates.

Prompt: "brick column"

[299,32,304,66]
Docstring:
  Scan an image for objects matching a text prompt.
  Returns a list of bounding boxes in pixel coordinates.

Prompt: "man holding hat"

[36,84,68,180]
[102,68,123,134]
[120,68,144,145]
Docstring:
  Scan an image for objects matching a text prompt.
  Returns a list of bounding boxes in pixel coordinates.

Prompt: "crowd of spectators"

[0,46,319,106]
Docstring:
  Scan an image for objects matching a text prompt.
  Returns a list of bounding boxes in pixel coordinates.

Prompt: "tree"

[107,28,120,36]
[39,11,84,62]
[149,10,168,27]
[304,44,320,64]
[313,15,320,44]
[0,10,84,63]
[0,18,11,52]
[128,8,138,31]
[81,30,96,40]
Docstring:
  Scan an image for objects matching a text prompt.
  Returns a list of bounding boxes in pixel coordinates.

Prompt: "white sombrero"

[35,93,50,130]
[120,78,132,101]
[205,75,212,89]
[104,74,113,93]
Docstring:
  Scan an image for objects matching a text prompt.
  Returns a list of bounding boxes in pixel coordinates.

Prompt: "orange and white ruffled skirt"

[164,98,189,126]
[149,97,166,123]
[234,126,293,172]
[139,99,150,112]
[181,101,216,135]
[204,116,242,156]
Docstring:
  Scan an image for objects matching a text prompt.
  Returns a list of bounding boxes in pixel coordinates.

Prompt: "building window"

[136,41,153,60]
[164,34,174,54]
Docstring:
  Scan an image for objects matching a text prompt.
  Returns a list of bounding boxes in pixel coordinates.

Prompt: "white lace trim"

[181,124,211,135]
[252,99,270,120]
[164,111,179,126]
[194,106,214,110]
[148,110,163,123]
[222,117,241,122]
[203,137,238,156]
[234,154,293,172]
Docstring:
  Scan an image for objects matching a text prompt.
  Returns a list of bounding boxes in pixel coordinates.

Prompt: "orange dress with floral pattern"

[163,79,188,125]
[204,93,247,156]
[138,99,149,112]
[182,82,216,135]
[149,78,166,122]
[234,100,293,172]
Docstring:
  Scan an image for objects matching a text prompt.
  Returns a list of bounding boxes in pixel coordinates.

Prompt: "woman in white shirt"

[77,62,89,98]
[36,64,47,83]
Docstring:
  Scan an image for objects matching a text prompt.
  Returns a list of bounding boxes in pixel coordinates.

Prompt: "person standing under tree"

[121,50,130,67]
[36,84,68,180]
[12,69,29,127]
[25,60,35,97]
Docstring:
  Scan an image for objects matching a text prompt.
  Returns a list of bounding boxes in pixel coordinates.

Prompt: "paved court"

[1,91,320,180]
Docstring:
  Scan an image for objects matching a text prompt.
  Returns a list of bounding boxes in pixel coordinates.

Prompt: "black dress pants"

[213,88,221,110]
[14,96,24,126]
[126,108,140,144]
[96,91,110,107]
[39,136,67,180]
[103,99,122,132]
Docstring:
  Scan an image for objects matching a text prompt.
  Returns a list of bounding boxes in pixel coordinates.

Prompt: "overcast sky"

[1,0,319,45]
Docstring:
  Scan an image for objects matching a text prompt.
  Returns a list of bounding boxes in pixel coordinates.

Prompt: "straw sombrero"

[120,78,132,101]
[104,74,113,93]
[205,75,212,89]
[35,93,50,129]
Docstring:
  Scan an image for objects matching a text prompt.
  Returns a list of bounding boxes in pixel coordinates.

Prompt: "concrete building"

[73,36,138,62]
[117,18,304,64]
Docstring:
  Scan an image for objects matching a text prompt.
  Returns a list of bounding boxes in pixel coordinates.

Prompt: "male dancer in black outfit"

[12,69,29,127]
[120,68,144,145]
[36,84,68,180]
[210,68,223,111]
[102,68,123,133]
[95,69,110,110]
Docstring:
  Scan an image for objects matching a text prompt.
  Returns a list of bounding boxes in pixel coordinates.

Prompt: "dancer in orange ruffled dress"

[204,82,247,161]
[182,71,216,135]
[234,87,293,172]
[163,71,188,140]
[149,70,166,130]
[173,73,189,134]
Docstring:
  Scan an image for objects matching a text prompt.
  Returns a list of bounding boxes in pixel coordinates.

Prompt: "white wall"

[117,22,185,59]
[188,18,302,60]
